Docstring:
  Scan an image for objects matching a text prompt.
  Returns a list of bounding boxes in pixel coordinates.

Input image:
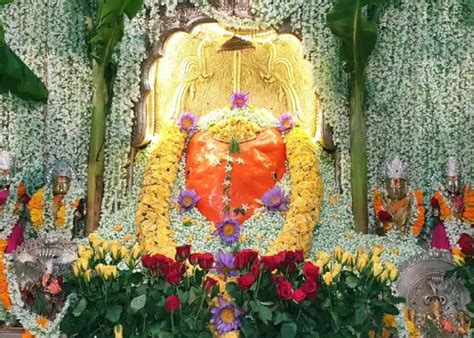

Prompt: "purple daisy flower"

[178,112,199,132]
[211,297,244,334]
[277,113,294,133]
[215,218,240,245]
[261,187,290,212]
[230,92,249,109]
[213,249,236,276]
[175,189,200,213]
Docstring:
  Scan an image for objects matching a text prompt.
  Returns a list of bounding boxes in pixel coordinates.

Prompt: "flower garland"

[135,124,186,257]
[373,188,425,237]
[444,218,474,251]
[0,239,11,311]
[433,186,474,224]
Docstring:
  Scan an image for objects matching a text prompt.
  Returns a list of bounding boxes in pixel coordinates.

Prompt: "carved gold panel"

[144,23,318,139]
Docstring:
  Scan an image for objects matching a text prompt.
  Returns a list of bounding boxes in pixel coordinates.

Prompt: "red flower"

[301,278,318,300]
[197,253,214,269]
[302,261,319,280]
[189,253,200,265]
[162,262,184,285]
[203,277,218,293]
[293,289,306,303]
[175,245,191,261]
[285,250,304,264]
[250,259,261,277]
[164,295,180,313]
[235,249,258,269]
[261,253,284,271]
[141,255,154,269]
[430,197,440,209]
[378,210,392,223]
[458,233,474,256]
[152,253,173,267]
[276,279,294,301]
[237,273,255,290]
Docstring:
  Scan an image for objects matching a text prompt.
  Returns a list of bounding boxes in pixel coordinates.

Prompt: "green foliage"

[0,0,48,102]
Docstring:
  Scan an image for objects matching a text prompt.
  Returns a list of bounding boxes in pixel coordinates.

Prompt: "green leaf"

[105,305,122,323]
[258,305,272,325]
[124,0,144,19]
[383,303,399,315]
[0,0,14,5]
[0,43,48,102]
[130,294,146,313]
[345,274,359,288]
[72,298,87,317]
[274,311,291,325]
[281,322,297,338]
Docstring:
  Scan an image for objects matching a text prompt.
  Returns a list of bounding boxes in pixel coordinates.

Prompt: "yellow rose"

[355,255,368,271]
[378,269,389,283]
[373,263,383,277]
[96,264,118,280]
[331,263,342,278]
[388,267,398,281]
[94,246,105,260]
[341,252,355,266]
[76,257,89,271]
[109,241,122,260]
[83,269,92,282]
[323,271,333,285]
[72,263,80,277]
[317,251,331,266]
[114,324,123,338]
[372,245,384,257]
[129,244,141,260]
[334,247,344,261]
[78,246,93,260]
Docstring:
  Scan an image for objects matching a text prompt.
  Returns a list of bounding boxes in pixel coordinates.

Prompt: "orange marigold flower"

[36,316,48,328]
[0,239,7,252]
[21,331,34,338]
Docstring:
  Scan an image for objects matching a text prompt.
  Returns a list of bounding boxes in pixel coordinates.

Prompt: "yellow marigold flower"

[331,263,342,278]
[451,247,465,266]
[122,235,134,242]
[372,245,384,257]
[113,224,123,233]
[36,316,48,329]
[55,205,66,227]
[357,246,367,255]
[334,247,344,261]
[323,271,333,285]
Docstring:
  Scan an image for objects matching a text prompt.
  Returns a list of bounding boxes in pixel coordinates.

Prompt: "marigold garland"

[434,187,474,224]
[268,127,323,254]
[373,189,425,237]
[0,239,11,311]
[136,124,186,257]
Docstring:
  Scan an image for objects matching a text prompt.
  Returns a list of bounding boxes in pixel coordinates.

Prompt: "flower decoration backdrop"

[0,0,472,244]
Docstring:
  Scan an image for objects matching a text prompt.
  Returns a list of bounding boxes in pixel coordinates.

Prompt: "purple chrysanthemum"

[215,218,240,245]
[175,189,200,213]
[261,187,290,212]
[178,112,199,132]
[210,297,244,334]
[213,249,236,276]
[230,92,249,109]
[277,113,294,133]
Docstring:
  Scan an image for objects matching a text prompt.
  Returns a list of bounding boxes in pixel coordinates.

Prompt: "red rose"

[261,253,284,271]
[197,253,214,270]
[189,253,200,265]
[285,250,304,264]
[250,259,261,277]
[162,262,184,285]
[293,288,306,303]
[237,273,255,290]
[276,279,294,301]
[235,249,258,269]
[458,233,474,256]
[203,277,218,293]
[141,255,154,269]
[175,245,191,261]
[301,279,318,300]
[164,295,180,313]
[302,261,319,280]
[273,251,286,266]
[152,253,173,267]
[378,210,392,223]
[430,197,440,209]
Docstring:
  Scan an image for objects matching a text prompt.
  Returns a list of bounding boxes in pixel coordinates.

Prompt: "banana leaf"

[0,42,48,102]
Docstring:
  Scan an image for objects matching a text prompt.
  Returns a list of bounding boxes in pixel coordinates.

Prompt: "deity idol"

[136,93,323,257]
[373,156,425,236]
[431,157,474,250]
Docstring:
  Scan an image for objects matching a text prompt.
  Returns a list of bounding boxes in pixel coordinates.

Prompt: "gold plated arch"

[142,23,319,142]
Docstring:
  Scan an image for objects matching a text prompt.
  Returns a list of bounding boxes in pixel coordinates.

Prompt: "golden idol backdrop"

[144,23,318,136]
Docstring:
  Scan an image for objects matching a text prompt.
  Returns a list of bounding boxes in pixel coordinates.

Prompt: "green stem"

[171,311,175,334]
[254,271,263,300]
[194,293,206,323]
[86,61,107,234]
